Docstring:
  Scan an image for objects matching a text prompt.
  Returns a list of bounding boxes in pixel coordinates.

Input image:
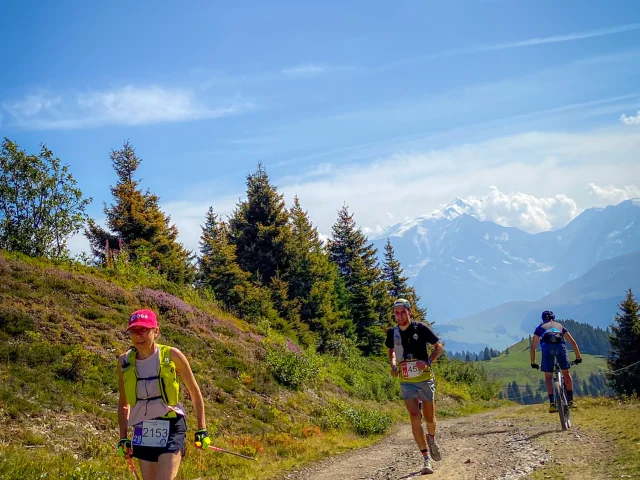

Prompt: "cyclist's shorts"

[132,415,187,463]
[400,380,435,402]
[541,344,570,373]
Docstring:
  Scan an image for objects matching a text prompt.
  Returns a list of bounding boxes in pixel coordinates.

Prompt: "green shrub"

[54,346,98,383]
[0,306,35,336]
[266,346,321,390]
[314,399,392,436]
[79,308,102,320]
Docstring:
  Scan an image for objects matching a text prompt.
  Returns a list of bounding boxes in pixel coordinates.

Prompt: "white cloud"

[2,86,253,129]
[620,110,640,125]
[462,186,581,233]
[151,127,640,254]
[281,64,326,78]
[587,183,640,204]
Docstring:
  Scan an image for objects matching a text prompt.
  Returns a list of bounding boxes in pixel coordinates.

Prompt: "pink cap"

[127,309,158,330]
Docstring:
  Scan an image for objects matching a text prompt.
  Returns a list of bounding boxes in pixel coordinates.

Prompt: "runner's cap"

[393,298,411,310]
[127,309,158,330]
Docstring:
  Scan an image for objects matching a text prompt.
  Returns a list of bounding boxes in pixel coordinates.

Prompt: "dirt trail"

[278,407,606,480]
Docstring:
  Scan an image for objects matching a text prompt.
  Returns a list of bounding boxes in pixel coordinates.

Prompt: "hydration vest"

[393,323,432,382]
[121,344,179,407]
[539,321,565,344]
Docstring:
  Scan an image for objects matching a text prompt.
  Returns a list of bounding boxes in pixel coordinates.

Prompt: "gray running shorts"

[400,380,436,402]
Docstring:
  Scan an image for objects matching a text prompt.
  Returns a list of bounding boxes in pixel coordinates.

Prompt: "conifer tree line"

[0,139,428,356]
[498,371,612,404]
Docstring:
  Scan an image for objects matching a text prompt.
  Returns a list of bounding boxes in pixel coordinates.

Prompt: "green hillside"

[480,338,608,397]
[0,251,502,480]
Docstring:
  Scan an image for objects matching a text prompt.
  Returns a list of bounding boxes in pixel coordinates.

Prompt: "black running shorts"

[132,415,187,463]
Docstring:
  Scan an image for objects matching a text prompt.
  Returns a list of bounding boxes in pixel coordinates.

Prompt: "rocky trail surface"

[278,407,611,480]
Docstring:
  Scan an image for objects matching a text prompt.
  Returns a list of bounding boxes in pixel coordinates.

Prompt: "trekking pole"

[127,457,141,480]
[196,442,257,461]
[207,445,257,461]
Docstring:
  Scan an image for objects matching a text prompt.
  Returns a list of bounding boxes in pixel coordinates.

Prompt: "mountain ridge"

[438,250,640,350]
[372,198,640,321]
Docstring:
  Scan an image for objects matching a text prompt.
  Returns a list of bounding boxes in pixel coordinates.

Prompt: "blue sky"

[2,0,640,253]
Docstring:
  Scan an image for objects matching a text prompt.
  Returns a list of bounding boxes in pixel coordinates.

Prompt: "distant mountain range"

[371,198,640,351]
[438,250,640,350]
[373,198,640,321]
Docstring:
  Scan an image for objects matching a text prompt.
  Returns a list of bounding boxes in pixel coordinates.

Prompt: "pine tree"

[573,373,582,396]
[327,204,387,355]
[382,238,427,323]
[508,380,519,400]
[197,207,250,307]
[85,141,194,283]
[228,164,291,285]
[483,347,491,361]
[538,379,546,393]
[465,353,471,362]
[349,255,386,355]
[607,289,640,396]
[524,383,534,404]
[286,197,349,344]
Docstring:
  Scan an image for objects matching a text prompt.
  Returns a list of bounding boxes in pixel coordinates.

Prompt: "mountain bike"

[553,359,576,431]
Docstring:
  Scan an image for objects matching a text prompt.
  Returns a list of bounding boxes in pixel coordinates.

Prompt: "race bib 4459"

[133,420,170,447]
[401,361,428,379]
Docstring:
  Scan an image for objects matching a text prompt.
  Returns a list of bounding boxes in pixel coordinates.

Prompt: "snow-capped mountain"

[372,198,640,323]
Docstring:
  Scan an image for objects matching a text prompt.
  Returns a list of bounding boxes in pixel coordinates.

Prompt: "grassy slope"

[479,338,607,388]
[499,398,640,479]
[0,251,502,480]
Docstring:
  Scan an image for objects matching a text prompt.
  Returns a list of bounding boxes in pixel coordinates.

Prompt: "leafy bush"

[437,358,500,400]
[266,344,321,390]
[314,399,392,435]
[0,306,35,336]
[54,346,99,383]
[79,308,102,320]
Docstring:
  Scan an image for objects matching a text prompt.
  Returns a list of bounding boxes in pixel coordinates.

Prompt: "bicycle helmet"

[541,310,555,322]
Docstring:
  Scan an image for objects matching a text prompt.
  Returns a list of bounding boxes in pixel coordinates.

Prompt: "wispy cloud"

[620,110,640,125]
[2,85,254,129]
[379,23,640,70]
[281,63,327,78]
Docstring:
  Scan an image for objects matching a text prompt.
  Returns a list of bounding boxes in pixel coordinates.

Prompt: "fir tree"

[327,204,387,355]
[524,383,534,404]
[483,347,491,361]
[286,197,350,344]
[327,205,379,283]
[85,141,194,283]
[228,163,290,285]
[607,289,640,396]
[197,207,250,307]
[349,255,385,355]
[382,238,427,323]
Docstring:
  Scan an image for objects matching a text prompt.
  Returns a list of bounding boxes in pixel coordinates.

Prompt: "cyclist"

[530,310,582,412]
[386,298,444,475]
[117,309,211,480]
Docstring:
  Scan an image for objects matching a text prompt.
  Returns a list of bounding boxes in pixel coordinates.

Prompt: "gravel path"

[277,408,587,480]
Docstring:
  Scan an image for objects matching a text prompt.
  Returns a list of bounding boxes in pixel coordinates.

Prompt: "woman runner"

[117,309,211,480]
